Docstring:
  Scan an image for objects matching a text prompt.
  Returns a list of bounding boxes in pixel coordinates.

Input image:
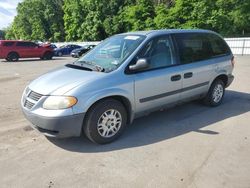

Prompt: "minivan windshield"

[74,35,146,72]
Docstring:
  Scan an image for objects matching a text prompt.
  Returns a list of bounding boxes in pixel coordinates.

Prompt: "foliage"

[5,0,64,42]
[0,30,5,39]
[5,0,250,41]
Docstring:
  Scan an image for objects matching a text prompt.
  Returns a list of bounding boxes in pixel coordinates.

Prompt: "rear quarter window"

[207,34,231,57]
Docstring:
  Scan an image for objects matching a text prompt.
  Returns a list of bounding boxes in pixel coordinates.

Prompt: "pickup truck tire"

[203,79,225,107]
[6,52,19,62]
[83,99,127,144]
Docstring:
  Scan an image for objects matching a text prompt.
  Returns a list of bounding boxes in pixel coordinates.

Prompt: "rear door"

[131,35,183,114]
[173,33,215,101]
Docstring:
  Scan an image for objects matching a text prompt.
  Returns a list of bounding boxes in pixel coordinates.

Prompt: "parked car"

[21,29,234,144]
[71,44,96,58]
[54,44,82,56]
[41,43,57,49]
[0,40,54,61]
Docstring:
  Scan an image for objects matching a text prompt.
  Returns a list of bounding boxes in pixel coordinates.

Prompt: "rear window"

[3,42,15,47]
[174,33,231,64]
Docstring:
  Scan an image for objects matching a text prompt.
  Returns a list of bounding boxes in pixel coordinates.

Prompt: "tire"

[6,52,19,62]
[57,52,62,56]
[83,99,127,144]
[42,51,53,60]
[203,79,225,107]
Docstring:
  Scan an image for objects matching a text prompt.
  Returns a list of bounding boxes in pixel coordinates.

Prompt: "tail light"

[231,56,235,68]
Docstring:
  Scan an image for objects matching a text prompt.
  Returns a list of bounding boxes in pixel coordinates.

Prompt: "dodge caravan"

[21,29,234,144]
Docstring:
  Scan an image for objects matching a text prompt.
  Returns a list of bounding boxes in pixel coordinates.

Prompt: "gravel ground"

[0,56,249,188]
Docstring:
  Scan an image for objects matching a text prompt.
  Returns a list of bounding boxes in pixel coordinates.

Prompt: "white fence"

[225,38,250,55]
[54,41,100,47]
[54,37,250,55]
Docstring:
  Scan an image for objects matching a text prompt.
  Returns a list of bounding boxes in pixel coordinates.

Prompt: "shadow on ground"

[48,90,250,153]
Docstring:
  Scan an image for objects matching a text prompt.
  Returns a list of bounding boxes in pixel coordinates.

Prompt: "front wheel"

[57,52,62,56]
[83,99,127,144]
[203,79,225,106]
[42,51,53,60]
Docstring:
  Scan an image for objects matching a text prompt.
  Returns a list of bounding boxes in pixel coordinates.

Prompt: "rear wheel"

[6,52,19,62]
[83,99,127,144]
[203,79,225,106]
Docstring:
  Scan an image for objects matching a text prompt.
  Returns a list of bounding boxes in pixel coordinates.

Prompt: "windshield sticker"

[125,36,140,40]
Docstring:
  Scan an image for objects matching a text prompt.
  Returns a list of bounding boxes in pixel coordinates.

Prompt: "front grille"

[23,89,43,110]
[28,91,43,101]
[24,100,35,109]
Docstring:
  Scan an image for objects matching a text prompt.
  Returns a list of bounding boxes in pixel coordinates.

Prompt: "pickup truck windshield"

[75,35,146,72]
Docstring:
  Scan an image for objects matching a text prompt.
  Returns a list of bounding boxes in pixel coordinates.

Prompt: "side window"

[27,42,37,47]
[16,42,36,47]
[208,34,230,57]
[3,42,15,47]
[174,33,213,64]
[16,42,26,47]
[137,36,174,70]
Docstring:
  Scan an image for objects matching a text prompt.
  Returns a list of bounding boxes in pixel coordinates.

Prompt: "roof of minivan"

[120,29,216,36]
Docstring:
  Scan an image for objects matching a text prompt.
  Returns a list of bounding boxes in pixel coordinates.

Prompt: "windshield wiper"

[75,60,105,72]
[65,64,93,71]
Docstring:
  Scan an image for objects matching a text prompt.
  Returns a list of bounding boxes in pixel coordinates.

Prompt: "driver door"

[132,35,183,114]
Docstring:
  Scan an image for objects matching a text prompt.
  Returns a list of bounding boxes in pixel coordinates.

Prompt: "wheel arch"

[7,51,19,57]
[84,95,134,125]
[212,74,228,87]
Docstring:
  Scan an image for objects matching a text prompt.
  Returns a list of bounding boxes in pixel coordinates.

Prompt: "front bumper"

[22,108,85,138]
[226,74,234,88]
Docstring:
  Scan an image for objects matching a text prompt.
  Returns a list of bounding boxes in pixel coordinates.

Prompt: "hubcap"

[212,84,224,103]
[97,109,122,138]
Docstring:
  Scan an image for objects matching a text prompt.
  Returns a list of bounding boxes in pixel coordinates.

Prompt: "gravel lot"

[0,56,249,188]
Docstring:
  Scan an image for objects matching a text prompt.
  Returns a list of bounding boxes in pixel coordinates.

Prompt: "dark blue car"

[54,44,82,56]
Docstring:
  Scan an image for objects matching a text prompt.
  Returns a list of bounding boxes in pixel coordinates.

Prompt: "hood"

[28,66,104,95]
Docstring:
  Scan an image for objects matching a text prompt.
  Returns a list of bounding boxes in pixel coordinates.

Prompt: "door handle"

[171,74,181,81]
[184,72,193,79]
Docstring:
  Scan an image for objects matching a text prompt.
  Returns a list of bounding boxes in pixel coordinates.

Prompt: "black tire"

[42,51,53,60]
[6,52,19,62]
[203,79,225,107]
[57,52,62,56]
[83,99,127,144]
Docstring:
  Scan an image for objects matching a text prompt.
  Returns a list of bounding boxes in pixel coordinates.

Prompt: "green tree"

[120,0,155,31]
[5,0,64,41]
[0,30,5,39]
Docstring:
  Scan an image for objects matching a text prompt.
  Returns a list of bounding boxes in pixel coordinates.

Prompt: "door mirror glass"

[129,58,149,71]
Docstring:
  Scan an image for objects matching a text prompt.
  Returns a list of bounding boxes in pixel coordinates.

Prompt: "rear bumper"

[226,74,234,88]
[22,108,85,138]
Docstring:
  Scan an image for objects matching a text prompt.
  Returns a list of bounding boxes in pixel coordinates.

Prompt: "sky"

[0,0,22,29]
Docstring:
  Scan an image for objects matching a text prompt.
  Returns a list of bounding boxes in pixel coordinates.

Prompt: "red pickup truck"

[0,40,54,61]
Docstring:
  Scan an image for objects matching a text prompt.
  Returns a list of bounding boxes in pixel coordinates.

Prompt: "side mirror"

[129,58,149,71]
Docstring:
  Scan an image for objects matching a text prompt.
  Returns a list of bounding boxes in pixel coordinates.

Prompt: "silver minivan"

[21,29,234,144]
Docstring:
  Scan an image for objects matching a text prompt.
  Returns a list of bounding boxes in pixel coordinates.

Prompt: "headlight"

[43,96,77,110]
[24,87,30,95]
